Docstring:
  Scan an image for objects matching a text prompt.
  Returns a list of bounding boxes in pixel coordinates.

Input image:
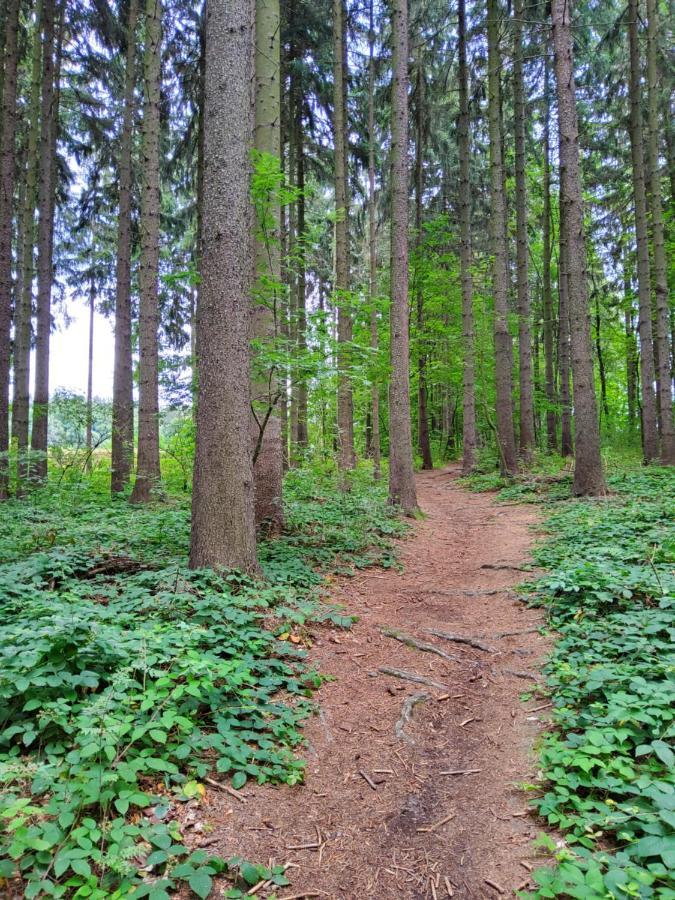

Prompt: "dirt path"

[201,467,551,898]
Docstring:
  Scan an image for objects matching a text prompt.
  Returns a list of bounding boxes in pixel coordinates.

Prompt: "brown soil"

[193,466,552,898]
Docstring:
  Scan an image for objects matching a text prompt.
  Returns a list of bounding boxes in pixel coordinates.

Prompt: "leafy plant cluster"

[511,466,675,898]
[0,464,405,898]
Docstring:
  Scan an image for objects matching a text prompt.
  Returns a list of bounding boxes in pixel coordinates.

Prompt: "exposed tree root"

[378,666,449,692]
[427,629,493,653]
[381,627,458,663]
[394,691,431,742]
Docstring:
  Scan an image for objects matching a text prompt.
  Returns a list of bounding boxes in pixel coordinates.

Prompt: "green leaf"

[188,870,213,898]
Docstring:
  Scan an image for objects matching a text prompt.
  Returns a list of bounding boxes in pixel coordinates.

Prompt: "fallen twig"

[484,878,505,894]
[416,811,456,833]
[358,769,378,791]
[427,629,493,653]
[381,627,458,663]
[440,768,482,776]
[395,691,431,742]
[378,667,449,691]
[204,776,247,804]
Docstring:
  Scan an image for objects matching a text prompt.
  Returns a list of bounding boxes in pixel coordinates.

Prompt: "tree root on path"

[394,691,431,743]
[381,627,458,662]
[426,628,493,653]
[378,666,449,691]
[502,668,540,682]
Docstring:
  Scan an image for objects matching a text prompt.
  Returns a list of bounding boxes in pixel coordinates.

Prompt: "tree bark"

[12,1,41,490]
[294,86,308,451]
[645,0,674,463]
[85,274,94,473]
[388,0,418,514]
[367,0,381,480]
[111,0,138,494]
[252,0,284,526]
[30,0,59,483]
[623,243,637,433]
[627,0,658,464]
[558,221,573,457]
[130,0,162,501]
[552,0,605,494]
[414,51,432,471]
[513,0,535,459]
[542,51,557,452]
[189,0,258,572]
[487,0,518,476]
[457,0,476,474]
[333,0,355,472]
[0,0,18,497]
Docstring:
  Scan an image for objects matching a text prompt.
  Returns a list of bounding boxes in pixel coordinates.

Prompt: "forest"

[0,0,673,896]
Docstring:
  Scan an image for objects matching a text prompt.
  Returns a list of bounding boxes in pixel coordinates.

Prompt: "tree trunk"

[645,0,675,463]
[85,276,94,473]
[558,224,573,457]
[513,0,535,459]
[333,0,355,472]
[12,1,41,490]
[111,0,138,494]
[388,0,418,514]
[457,0,476,474]
[294,86,308,451]
[542,52,557,452]
[130,0,162,502]
[0,0,19,497]
[367,0,381,480]
[594,290,609,423]
[552,0,605,494]
[627,0,658,464]
[189,0,258,572]
[487,0,518,476]
[414,51,432,471]
[30,0,59,483]
[623,244,637,433]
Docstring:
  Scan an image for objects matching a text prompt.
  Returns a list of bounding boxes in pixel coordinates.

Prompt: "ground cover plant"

[0,465,406,899]
[480,464,675,898]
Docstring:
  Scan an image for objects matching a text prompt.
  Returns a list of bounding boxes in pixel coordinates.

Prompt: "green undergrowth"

[0,464,406,898]
[469,463,674,898]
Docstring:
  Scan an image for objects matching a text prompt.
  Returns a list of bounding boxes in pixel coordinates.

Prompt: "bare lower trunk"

[388,0,418,514]
[333,0,355,472]
[130,0,162,502]
[627,0,658,464]
[645,0,674,463]
[558,233,573,457]
[30,0,59,483]
[85,278,94,472]
[623,245,637,433]
[487,0,518,476]
[111,0,138,494]
[367,0,381,480]
[513,0,535,459]
[0,0,19,497]
[457,0,476,474]
[552,0,605,494]
[189,0,258,572]
[294,88,308,452]
[542,53,556,452]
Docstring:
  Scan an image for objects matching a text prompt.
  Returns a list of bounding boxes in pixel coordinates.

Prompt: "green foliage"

[0,465,404,897]
[509,466,675,898]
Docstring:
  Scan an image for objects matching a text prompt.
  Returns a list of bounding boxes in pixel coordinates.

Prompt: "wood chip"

[520,861,533,872]
[444,876,454,897]
[484,878,505,894]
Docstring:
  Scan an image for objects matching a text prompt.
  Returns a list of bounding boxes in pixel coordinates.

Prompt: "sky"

[49,302,116,400]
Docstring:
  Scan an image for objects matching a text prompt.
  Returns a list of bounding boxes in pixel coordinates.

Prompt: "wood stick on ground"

[502,668,540,682]
[440,768,482,776]
[444,876,454,897]
[381,627,458,662]
[378,667,449,691]
[427,628,493,652]
[480,563,527,572]
[204,776,247,803]
[416,811,456,833]
[394,691,431,742]
[358,769,378,790]
[492,627,542,638]
[484,878,506,894]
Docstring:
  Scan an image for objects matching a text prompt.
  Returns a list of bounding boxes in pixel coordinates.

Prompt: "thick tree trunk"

[388,0,418,514]
[645,0,674,463]
[189,0,258,572]
[367,0,381,480]
[252,0,284,525]
[487,0,518,476]
[558,226,573,457]
[542,53,557,452]
[294,87,308,452]
[333,0,355,472]
[552,0,605,494]
[111,0,138,494]
[0,0,18,497]
[627,0,658,464]
[457,0,476,474]
[30,0,59,483]
[12,1,41,490]
[623,245,637,432]
[85,277,94,472]
[130,0,162,502]
[513,0,535,459]
[414,53,432,471]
